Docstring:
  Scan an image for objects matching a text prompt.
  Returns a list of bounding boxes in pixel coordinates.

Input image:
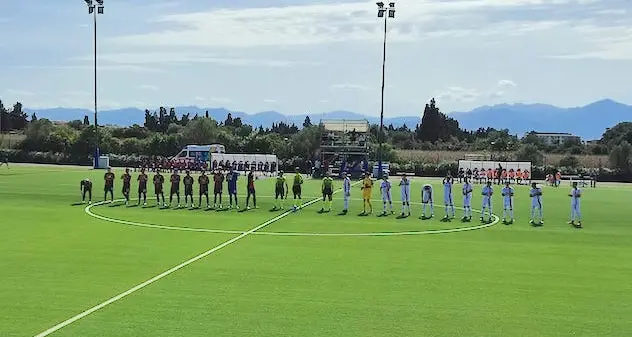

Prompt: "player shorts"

[138,184,147,194]
[199,187,209,195]
[504,199,513,209]
[362,188,372,200]
[104,184,113,192]
[292,185,302,196]
[444,196,453,205]
[381,192,391,201]
[323,187,333,197]
[154,185,163,194]
[122,183,131,194]
[185,186,193,196]
[170,185,179,195]
[247,187,256,195]
[228,186,237,195]
[214,186,222,194]
[463,196,472,206]
[275,187,285,199]
[400,190,410,202]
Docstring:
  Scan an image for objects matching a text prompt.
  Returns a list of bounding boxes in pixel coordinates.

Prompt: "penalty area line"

[34,191,331,337]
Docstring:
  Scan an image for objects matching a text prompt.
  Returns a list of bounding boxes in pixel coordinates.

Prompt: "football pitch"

[1,165,631,337]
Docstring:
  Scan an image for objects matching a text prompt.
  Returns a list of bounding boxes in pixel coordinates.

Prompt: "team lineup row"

[77,168,583,229]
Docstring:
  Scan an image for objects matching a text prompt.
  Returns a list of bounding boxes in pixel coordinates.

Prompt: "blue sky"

[1,0,631,116]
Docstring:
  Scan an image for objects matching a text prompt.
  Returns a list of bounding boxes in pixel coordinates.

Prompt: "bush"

[559,155,580,168]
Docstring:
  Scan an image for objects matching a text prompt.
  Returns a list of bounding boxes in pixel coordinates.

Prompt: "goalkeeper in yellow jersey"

[320,173,334,213]
[273,171,289,210]
[361,171,373,215]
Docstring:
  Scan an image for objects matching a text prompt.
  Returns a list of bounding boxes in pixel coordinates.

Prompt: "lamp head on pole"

[377,2,395,18]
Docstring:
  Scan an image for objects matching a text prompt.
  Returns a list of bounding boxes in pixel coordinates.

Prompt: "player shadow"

[70,202,86,206]
[317,209,331,214]
[108,203,123,208]
[336,211,348,216]
[216,208,230,212]
[143,205,157,209]
[204,208,216,212]
[357,212,370,217]
[396,214,410,220]
[127,204,139,208]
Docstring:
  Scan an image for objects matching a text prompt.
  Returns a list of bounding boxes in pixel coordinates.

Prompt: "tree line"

[2,97,632,174]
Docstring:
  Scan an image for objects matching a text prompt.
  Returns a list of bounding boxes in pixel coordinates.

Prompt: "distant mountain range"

[24,99,631,140]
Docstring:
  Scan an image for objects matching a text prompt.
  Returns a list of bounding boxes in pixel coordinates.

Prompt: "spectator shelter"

[319,119,370,178]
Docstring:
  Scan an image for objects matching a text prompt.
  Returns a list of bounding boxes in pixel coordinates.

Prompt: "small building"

[532,132,581,146]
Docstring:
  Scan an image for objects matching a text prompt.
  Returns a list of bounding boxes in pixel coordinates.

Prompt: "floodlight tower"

[376,2,395,179]
[83,0,104,168]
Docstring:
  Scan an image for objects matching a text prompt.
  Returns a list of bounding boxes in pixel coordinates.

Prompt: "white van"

[171,144,225,163]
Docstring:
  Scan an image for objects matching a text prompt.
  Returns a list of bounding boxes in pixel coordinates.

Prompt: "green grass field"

[1,165,631,337]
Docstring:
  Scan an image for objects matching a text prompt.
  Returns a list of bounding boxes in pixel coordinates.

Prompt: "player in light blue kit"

[480,181,494,223]
[380,176,394,216]
[442,175,455,221]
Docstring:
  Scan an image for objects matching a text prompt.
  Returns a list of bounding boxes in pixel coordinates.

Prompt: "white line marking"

[85,198,499,237]
[35,191,332,337]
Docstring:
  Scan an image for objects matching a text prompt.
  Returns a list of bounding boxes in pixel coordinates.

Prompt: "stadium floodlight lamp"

[377,2,386,17]
[388,2,396,18]
[96,0,104,14]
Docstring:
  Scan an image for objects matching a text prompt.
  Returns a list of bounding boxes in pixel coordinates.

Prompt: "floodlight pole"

[85,0,103,168]
[93,7,99,169]
[376,2,394,179]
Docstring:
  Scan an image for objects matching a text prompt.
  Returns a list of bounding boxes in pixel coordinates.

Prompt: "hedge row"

[1,149,629,182]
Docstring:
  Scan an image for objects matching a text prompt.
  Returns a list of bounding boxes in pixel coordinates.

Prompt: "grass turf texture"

[1,165,631,337]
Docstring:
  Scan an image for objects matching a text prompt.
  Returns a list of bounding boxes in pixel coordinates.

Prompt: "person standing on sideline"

[380,176,394,216]
[399,174,411,217]
[421,184,434,219]
[0,154,9,168]
[245,169,257,210]
[501,181,515,224]
[529,182,544,226]
[461,177,473,222]
[442,175,455,220]
[568,181,582,228]
[480,181,493,223]
[342,172,352,214]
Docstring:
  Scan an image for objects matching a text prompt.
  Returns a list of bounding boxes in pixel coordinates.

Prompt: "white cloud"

[108,0,598,49]
[5,89,35,96]
[71,52,317,68]
[329,83,370,91]
[138,85,159,91]
[263,99,277,103]
[497,80,517,89]
[436,79,518,104]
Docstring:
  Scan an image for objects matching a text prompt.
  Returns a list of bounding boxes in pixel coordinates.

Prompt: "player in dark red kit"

[198,170,210,208]
[245,169,257,210]
[169,169,181,208]
[213,170,225,209]
[121,168,132,205]
[183,170,194,208]
[153,171,166,207]
[137,168,148,206]
[80,178,93,204]
[103,167,115,202]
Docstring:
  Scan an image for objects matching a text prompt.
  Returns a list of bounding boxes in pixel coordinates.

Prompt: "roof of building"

[533,132,578,137]
[320,119,369,133]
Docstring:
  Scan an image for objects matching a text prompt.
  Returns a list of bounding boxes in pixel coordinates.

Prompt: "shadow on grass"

[143,205,157,209]
[70,202,85,206]
[108,203,123,208]
[127,204,139,208]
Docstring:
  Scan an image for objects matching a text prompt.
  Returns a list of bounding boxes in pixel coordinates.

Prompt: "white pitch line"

[34,191,332,337]
[85,197,499,237]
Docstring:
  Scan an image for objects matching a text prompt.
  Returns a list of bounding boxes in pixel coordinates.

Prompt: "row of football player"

[342,174,583,229]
